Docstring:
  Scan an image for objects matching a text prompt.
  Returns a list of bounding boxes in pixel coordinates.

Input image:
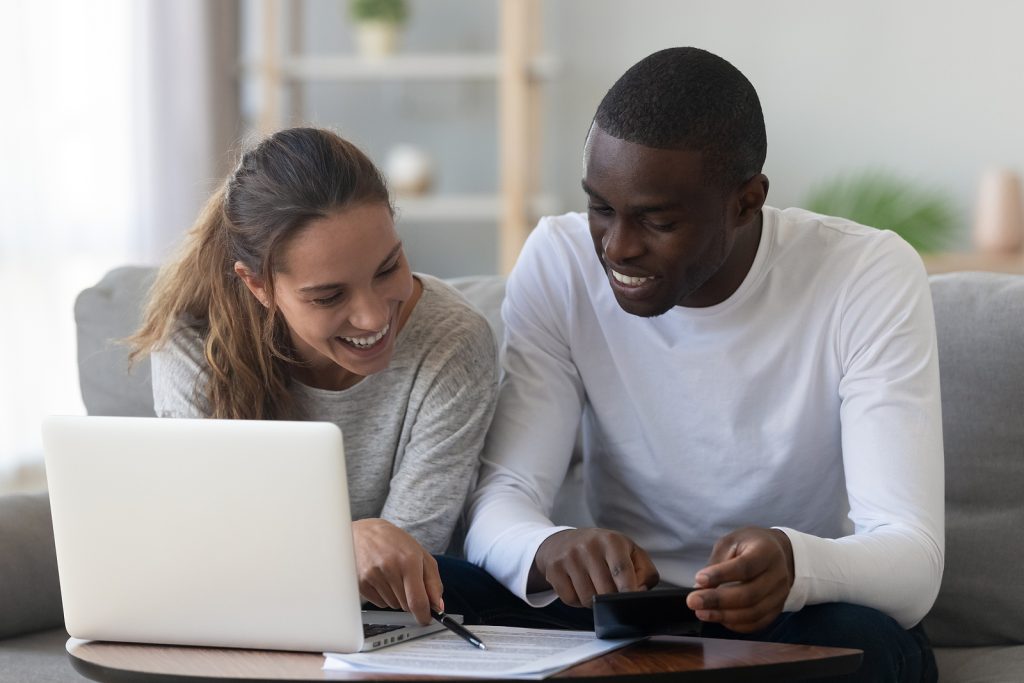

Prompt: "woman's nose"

[348,289,390,332]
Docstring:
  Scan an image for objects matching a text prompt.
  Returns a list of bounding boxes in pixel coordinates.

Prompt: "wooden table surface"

[67,636,861,682]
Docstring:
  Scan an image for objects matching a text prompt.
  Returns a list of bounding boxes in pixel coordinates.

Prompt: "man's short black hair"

[594,47,767,187]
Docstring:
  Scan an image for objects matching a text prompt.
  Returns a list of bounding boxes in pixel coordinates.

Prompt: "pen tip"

[477,643,487,650]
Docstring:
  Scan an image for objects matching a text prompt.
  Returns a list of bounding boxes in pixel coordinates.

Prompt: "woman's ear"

[234,261,270,308]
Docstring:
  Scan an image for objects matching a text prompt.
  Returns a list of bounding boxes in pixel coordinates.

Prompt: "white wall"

[543,0,1024,245]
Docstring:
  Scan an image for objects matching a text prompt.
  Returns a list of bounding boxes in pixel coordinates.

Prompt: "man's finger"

[696,549,769,587]
[565,562,601,607]
[603,553,640,594]
[697,601,780,634]
[630,547,661,589]
[691,570,780,611]
[546,569,583,608]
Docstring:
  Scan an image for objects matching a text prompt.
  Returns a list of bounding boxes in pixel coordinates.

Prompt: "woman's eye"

[312,292,342,306]
[376,260,400,278]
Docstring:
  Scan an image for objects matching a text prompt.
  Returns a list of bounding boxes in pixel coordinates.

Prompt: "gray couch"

[2,267,1022,682]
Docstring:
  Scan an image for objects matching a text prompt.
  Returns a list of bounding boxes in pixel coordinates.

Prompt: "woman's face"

[260,203,414,383]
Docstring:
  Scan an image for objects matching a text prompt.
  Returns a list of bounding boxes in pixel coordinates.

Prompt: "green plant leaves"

[349,0,409,24]
[803,170,960,253]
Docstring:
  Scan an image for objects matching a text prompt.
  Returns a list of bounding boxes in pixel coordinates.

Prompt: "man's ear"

[234,261,270,308]
[735,173,769,225]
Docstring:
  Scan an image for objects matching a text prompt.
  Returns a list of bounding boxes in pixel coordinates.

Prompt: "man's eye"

[588,204,613,216]
[644,219,675,231]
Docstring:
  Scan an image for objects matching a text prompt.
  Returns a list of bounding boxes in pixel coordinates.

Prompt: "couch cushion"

[923,272,1024,647]
[446,275,507,343]
[933,645,1024,683]
[75,266,157,417]
[0,627,80,682]
[0,493,63,639]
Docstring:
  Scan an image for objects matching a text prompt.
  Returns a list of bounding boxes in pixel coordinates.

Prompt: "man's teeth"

[340,323,390,348]
[611,269,654,286]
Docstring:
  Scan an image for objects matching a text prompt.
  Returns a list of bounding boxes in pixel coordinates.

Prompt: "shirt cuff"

[774,526,810,613]
[511,525,577,606]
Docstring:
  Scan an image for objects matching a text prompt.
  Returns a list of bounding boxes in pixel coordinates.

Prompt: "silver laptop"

[42,415,446,653]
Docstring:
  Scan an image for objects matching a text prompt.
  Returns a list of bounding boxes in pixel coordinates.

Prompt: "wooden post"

[498,0,539,275]
[258,0,283,135]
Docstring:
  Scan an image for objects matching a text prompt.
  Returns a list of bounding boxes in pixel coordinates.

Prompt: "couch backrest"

[75,266,157,417]
[922,271,1024,647]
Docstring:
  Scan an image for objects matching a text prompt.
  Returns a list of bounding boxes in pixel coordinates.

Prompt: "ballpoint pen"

[430,609,488,650]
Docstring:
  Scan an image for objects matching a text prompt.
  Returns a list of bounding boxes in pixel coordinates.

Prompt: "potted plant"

[348,0,409,58]
[803,170,960,253]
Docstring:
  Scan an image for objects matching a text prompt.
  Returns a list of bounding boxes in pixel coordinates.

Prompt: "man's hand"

[352,518,442,625]
[530,528,660,608]
[686,527,794,633]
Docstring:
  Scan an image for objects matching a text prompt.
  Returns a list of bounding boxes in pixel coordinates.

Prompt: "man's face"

[583,125,759,317]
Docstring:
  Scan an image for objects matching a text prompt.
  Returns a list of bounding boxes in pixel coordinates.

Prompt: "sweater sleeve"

[380,310,499,554]
[150,326,212,418]
[465,221,585,604]
[779,234,945,628]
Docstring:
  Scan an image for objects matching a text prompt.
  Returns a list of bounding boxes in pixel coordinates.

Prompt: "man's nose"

[602,218,644,263]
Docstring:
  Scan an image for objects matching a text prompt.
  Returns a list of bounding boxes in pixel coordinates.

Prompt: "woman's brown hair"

[129,127,391,419]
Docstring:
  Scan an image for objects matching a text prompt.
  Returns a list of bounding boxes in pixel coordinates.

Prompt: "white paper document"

[323,626,639,679]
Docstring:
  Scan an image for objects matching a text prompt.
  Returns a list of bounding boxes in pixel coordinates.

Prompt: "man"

[464,47,942,681]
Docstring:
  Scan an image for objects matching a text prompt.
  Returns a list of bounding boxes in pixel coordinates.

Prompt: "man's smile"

[610,268,655,287]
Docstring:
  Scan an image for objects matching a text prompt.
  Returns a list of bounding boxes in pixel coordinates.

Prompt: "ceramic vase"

[386,144,433,195]
[973,168,1024,253]
[354,21,399,59]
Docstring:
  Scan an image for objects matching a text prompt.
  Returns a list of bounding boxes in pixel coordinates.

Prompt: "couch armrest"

[0,493,63,639]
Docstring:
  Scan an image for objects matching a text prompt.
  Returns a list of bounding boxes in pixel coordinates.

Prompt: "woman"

[130,127,498,626]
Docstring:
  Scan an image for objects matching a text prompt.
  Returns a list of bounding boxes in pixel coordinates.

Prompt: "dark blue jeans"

[436,556,937,683]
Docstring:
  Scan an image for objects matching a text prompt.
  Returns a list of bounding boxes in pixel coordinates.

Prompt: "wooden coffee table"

[68,636,861,682]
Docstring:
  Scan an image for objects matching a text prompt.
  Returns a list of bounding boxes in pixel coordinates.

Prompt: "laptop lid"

[43,415,373,653]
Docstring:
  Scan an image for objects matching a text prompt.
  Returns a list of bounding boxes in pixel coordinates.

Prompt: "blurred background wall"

[2,0,1023,485]
[272,0,1024,274]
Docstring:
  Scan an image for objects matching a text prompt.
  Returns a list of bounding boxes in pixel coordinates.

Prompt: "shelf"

[394,193,560,223]
[242,54,557,82]
[923,251,1024,274]
[252,0,548,274]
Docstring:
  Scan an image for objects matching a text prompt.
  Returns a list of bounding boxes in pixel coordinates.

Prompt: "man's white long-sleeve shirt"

[465,207,944,629]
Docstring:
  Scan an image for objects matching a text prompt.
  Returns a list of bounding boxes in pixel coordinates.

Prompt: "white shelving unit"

[250,0,552,273]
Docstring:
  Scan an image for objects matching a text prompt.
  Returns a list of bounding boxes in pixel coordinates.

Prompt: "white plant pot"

[354,21,400,59]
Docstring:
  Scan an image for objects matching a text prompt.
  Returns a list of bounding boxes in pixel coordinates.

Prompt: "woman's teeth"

[340,322,390,348]
[611,269,654,287]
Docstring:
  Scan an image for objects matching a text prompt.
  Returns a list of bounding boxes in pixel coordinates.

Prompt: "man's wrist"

[527,528,576,592]
[769,528,795,587]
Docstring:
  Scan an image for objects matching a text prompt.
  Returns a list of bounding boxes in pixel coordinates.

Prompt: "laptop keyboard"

[363,623,405,637]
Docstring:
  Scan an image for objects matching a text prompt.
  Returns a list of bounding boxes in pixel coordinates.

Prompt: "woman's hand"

[351,518,443,625]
